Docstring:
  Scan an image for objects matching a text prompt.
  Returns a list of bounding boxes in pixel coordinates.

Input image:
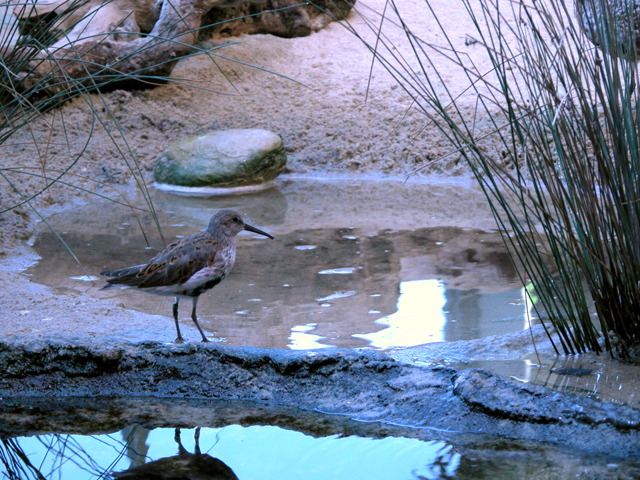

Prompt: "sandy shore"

[0,0,513,249]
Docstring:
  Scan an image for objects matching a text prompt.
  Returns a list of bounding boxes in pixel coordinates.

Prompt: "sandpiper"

[100,209,274,343]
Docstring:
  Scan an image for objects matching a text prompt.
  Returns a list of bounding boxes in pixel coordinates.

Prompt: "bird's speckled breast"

[217,238,236,276]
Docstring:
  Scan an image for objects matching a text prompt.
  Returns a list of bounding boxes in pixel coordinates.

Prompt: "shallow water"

[455,354,640,409]
[27,177,529,350]
[5,426,460,480]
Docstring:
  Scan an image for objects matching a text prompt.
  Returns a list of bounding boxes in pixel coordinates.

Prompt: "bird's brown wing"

[104,233,220,289]
[136,233,221,288]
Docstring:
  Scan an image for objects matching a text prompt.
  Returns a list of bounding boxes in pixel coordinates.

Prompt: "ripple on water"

[316,291,357,302]
[294,245,317,250]
[318,268,356,274]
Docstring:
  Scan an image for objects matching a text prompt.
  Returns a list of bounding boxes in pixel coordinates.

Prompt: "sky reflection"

[5,425,460,480]
[353,279,447,348]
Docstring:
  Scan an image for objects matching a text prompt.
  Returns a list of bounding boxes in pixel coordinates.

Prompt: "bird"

[111,427,239,479]
[100,209,274,343]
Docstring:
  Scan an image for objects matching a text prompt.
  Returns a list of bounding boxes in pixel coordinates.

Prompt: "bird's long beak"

[244,223,274,239]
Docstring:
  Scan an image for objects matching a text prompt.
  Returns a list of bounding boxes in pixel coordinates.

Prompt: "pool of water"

[2,397,636,480]
[5,426,460,479]
[26,176,531,349]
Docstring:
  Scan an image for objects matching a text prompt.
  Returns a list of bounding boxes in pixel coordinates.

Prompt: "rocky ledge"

[0,339,638,458]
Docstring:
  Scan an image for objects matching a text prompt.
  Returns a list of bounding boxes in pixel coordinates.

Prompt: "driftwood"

[9,0,354,90]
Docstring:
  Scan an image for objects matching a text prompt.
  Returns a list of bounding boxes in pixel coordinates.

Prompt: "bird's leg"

[194,427,201,455]
[173,297,184,344]
[191,297,210,342]
[175,428,187,456]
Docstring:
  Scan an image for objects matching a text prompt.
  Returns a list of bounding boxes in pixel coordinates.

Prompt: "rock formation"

[9,0,355,89]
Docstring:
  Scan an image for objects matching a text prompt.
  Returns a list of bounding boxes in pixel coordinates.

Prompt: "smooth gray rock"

[154,129,287,190]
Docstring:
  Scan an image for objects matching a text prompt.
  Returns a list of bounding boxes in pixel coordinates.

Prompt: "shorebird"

[100,209,274,343]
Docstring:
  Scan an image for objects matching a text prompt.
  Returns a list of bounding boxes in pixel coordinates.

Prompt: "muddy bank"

[1,339,638,458]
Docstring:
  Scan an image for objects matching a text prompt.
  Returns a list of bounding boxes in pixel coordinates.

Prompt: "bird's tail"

[99,265,145,290]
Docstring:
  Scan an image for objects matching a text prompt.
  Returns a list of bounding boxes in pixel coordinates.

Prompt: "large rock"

[153,129,287,192]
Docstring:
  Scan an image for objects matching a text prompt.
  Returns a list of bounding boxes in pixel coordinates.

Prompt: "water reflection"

[288,323,331,349]
[121,425,150,469]
[442,287,529,341]
[1,425,460,480]
[112,427,238,479]
[353,279,447,348]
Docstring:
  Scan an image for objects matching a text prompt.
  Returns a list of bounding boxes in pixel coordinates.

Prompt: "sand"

[0,0,515,249]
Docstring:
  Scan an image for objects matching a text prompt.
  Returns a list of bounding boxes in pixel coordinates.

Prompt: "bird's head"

[207,209,274,239]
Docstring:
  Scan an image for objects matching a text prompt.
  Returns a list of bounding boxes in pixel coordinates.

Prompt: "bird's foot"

[174,337,185,344]
[200,337,210,343]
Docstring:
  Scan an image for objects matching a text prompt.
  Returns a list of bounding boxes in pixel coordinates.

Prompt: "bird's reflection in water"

[111,427,238,479]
